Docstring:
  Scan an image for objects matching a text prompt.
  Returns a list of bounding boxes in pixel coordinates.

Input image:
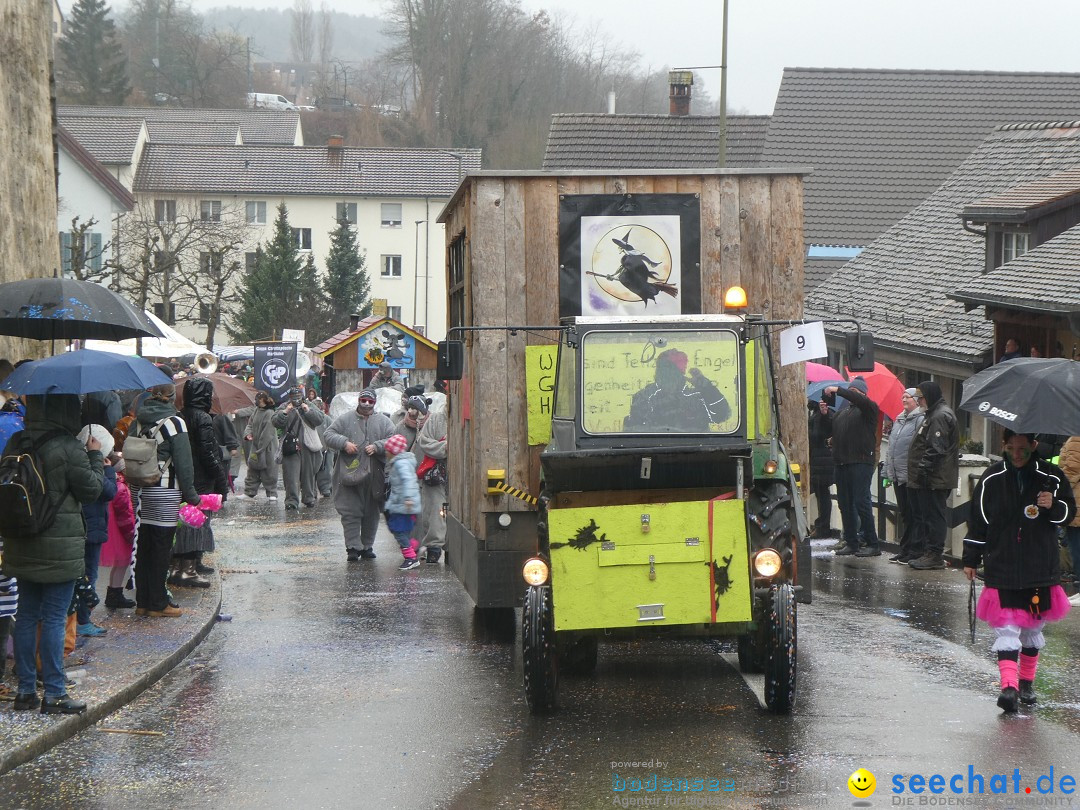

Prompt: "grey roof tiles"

[761,68,1080,250]
[951,222,1080,314]
[132,144,483,197]
[542,114,769,170]
[58,116,143,164]
[59,105,300,145]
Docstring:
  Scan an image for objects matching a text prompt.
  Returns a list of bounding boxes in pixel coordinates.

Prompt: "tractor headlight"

[522,557,550,586]
[753,548,783,578]
[763,459,779,475]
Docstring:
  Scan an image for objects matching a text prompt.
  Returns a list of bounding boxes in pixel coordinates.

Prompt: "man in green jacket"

[4,393,104,714]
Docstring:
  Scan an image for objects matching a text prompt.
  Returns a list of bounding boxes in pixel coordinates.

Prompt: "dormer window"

[999,231,1029,266]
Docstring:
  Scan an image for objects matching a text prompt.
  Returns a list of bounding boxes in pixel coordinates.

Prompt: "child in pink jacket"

[100,455,137,609]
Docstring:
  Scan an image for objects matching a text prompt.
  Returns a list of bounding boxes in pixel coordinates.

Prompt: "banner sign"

[526,345,558,445]
[254,342,296,404]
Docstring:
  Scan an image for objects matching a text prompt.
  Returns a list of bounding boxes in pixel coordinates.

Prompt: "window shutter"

[90,233,103,272]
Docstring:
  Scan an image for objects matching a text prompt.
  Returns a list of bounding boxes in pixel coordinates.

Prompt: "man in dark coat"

[824,378,881,556]
[907,380,960,570]
[3,393,104,714]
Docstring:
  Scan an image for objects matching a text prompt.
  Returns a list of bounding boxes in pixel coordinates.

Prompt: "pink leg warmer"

[998,658,1019,690]
[1018,653,1039,683]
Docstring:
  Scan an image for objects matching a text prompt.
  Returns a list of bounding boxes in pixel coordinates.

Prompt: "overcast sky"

[141,0,1080,114]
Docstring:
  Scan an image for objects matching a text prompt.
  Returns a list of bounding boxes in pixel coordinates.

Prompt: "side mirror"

[437,340,464,380]
[845,331,875,372]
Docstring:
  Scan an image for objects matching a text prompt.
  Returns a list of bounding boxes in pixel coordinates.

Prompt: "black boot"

[105,586,136,609]
[1019,679,1037,705]
[997,687,1019,713]
[194,552,215,576]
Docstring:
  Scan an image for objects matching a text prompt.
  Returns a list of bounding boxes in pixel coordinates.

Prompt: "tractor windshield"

[580,328,741,435]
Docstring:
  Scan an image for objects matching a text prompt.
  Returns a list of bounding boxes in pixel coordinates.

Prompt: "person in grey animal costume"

[323,388,396,560]
[273,385,325,510]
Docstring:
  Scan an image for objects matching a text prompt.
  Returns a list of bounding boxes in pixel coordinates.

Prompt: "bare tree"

[291,0,315,64]
[109,200,256,346]
[60,216,111,284]
[317,2,334,66]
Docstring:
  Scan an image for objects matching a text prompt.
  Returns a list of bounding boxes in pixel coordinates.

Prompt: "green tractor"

[518,310,810,714]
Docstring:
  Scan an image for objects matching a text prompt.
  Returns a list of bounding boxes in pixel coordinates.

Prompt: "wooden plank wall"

[448,173,807,540]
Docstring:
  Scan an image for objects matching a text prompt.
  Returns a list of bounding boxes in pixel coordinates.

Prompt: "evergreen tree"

[231,204,306,342]
[58,0,130,105]
[296,252,328,331]
[320,217,371,340]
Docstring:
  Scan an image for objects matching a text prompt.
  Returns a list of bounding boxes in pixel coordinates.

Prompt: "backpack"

[124,418,169,487]
[0,429,68,537]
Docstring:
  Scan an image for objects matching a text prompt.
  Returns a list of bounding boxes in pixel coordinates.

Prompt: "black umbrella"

[959,358,1080,434]
[0,278,165,341]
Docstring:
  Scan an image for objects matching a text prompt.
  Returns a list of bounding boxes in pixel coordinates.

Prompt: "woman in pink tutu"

[963,430,1076,713]
[100,453,136,609]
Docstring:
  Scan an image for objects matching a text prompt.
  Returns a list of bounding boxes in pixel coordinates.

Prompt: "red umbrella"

[806,361,843,383]
[844,362,905,419]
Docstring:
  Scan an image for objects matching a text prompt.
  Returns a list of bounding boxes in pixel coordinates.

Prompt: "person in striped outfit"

[0,541,16,695]
[129,383,200,618]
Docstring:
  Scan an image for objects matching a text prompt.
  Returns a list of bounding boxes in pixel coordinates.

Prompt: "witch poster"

[559,194,701,319]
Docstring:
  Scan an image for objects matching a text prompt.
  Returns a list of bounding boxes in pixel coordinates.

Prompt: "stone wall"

[0,0,59,362]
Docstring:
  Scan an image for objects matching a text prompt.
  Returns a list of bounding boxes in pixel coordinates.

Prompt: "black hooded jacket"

[181,377,228,497]
[907,380,959,490]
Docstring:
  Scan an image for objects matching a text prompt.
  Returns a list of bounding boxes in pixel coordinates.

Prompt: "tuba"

[296,349,311,379]
[195,352,219,374]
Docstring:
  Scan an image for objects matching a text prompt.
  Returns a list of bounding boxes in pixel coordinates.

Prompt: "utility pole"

[718,0,729,167]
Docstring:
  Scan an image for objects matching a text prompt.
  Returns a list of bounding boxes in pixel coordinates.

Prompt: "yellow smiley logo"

[847,768,876,798]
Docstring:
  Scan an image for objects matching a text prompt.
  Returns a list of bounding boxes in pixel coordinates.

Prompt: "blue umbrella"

[0,350,173,395]
[806,379,850,402]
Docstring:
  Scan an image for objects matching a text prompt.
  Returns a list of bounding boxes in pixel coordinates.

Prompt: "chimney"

[607,90,616,114]
[327,134,344,150]
[349,313,360,331]
[668,70,693,116]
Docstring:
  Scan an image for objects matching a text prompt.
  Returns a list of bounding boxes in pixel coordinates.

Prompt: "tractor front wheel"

[522,585,558,713]
[763,583,797,713]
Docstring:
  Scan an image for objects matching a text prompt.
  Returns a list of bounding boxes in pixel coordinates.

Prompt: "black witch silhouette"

[588,228,678,307]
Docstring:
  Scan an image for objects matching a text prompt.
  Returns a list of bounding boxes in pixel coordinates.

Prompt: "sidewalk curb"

[0,580,222,777]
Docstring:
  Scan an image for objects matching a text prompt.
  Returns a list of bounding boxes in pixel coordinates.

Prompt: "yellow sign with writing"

[371,298,388,317]
[526,345,557,445]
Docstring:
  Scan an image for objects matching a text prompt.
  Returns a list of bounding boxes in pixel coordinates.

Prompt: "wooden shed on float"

[437,169,809,606]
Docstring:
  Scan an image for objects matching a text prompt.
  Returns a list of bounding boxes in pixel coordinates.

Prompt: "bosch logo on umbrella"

[979,401,991,412]
[261,360,289,389]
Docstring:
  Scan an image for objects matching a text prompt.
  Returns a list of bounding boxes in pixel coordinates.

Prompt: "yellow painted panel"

[549,498,751,631]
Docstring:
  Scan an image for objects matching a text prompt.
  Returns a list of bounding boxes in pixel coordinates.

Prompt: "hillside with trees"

[62,0,719,167]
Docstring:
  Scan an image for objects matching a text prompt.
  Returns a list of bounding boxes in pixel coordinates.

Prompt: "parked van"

[246,93,299,111]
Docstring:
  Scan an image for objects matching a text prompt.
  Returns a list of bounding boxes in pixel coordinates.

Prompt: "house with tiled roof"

[761,68,1080,290]
[806,121,1080,439]
[128,139,481,343]
[950,164,1080,361]
[57,125,136,277]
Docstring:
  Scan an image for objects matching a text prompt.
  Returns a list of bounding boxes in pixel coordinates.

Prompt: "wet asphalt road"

[5,497,1080,809]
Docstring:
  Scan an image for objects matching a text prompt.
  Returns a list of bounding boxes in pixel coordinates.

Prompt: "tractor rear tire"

[522,585,558,713]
